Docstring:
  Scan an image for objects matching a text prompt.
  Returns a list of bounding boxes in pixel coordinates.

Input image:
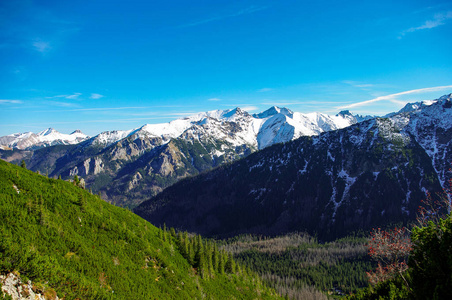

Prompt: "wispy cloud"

[242,106,259,112]
[44,101,79,108]
[47,93,82,100]
[181,5,268,27]
[337,85,452,110]
[342,80,374,88]
[261,101,307,106]
[90,93,104,99]
[1,2,79,55]
[400,11,452,37]
[126,111,192,117]
[208,98,221,101]
[257,88,274,92]
[32,39,51,53]
[0,99,23,104]
[65,93,82,99]
[35,106,148,113]
[33,105,190,113]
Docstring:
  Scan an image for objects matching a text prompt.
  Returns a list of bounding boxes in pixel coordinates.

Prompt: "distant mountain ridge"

[0,106,360,151]
[78,105,360,151]
[0,106,361,207]
[0,128,89,150]
[2,95,450,209]
[135,94,452,239]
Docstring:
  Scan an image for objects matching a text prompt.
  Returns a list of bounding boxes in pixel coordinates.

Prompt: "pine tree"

[74,175,80,186]
[79,193,87,211]
[194,236,204,270]
[213,244,220,273]
[20,160,26,169]
[219,250,226,275]
[188,241,195,265]
[206,242,214,277]
[183,237,189,260]
[162,223,167,242]
[225,252,236,274]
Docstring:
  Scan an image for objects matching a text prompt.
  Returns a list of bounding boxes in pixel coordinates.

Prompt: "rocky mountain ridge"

[135,94,452,239]
[1,106,358,151]
[0,106,360,207]
[0,128,89,150]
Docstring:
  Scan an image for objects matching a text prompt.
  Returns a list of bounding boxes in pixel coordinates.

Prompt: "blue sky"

[1,0,452,136]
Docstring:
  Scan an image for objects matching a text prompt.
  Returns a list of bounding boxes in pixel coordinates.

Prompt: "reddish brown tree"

[366,227,412,286]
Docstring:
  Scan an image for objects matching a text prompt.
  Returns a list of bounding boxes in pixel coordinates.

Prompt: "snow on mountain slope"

[83,105,358,151]
[256,110,356,149]
[399,93,452,192]
[0,106,362,151]
[0,128,89,150]
[86,130,134,147]
[136,94,452,239]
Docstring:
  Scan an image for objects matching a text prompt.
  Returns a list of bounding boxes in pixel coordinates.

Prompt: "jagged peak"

[38,128,58,136]
[437,93,452,101]
[336,110,353,117]
[70,129,85,135]
[395,93,451,115]
[222,107,249,119]
[253,106,294,119]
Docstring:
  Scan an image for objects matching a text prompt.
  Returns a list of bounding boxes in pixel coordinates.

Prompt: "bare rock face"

[93,157,104,175]
[0,272,60,300]
[69,165,79,176]
[69,157,104,176]
[127,172,143,191]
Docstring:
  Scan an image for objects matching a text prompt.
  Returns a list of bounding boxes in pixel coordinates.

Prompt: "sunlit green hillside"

[0,160,280,299]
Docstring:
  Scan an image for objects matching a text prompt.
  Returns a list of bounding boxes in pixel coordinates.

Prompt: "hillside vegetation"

[221,233,374,299]
[0,160,280,299]
[346,214,452,300]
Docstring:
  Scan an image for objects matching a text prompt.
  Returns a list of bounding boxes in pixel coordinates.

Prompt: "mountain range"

[134,94,452,239]
[1,94,450,218]
[0,106,365,207]
[0,128,88,150]
[2,106,365,151]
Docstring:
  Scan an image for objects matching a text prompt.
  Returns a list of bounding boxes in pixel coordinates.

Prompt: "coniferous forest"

[0,160,279,299]
[2,150,452,299]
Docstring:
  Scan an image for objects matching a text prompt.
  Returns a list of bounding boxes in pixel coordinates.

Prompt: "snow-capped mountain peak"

[222,107,250,120]
[38,128,58,136]
[0,128,89,150]
[336,110,354,119]
[397,100,436,114]
[253,106,294,119]
[71,129,84,135]
[0,106,362,151]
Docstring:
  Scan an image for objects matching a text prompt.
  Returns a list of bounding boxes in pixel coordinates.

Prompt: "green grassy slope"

[0,160,279,299]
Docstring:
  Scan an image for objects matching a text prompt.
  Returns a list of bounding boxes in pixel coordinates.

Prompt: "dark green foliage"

[348,215,452,300]
[89,172,112,193]
[347,277,410,300]
[168,228,238,281]
[0,160,280,299]
[20,160,26,169]
[222,233,374,297]
[73,175,80,186]
[409,217,452,299]
[136,120,443,240]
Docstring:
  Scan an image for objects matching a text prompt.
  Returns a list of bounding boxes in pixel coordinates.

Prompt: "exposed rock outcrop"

[0,272,60,300]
